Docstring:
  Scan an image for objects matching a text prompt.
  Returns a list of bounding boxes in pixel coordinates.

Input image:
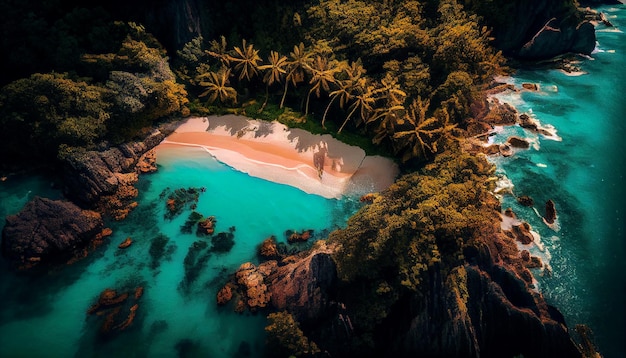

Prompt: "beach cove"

[158,115,399,199]
[0,115,399,357]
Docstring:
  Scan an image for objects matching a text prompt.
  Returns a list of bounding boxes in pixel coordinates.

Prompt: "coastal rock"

[522,83,539,91]
[267,251,338,323]
[506,136,531,149]
[498,144,514,157]
[517,195,534,207]
[518,18,596,59]
[472,1,596,59]
[197,216,216,236]
[1,197,105,271]
[258,236,280,260]
[544,200,557,225]
[62,124,177,217]
[136,148,158,173]
[118,237,133,249]
[518,113,538,131]
[232,261,276,311]
[511,222,535,245]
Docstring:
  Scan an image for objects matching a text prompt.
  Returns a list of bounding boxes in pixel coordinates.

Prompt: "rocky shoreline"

[0,3,612,355]
[0,86,596,357]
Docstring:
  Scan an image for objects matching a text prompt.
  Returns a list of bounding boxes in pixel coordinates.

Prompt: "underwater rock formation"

[286,229,313,244]
[1,197,105,271]
[86,286,144,335]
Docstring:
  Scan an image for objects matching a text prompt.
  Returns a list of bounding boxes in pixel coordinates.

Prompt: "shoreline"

[155,116,399,199]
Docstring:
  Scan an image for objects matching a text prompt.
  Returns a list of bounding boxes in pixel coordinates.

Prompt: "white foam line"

[162,140,320,177]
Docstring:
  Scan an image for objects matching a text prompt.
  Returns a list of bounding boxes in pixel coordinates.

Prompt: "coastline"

[156,116,399,199]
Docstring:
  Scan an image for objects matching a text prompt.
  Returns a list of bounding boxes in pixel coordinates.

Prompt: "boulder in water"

[544,200,557,224]
[1,197,104,271]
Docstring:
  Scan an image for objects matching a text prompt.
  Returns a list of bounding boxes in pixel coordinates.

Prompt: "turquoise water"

[1,7,625,357]
[490,5,626,357]
[0,146,361,357]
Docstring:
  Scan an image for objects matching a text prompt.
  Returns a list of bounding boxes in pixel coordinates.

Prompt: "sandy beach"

[156,116,399,198]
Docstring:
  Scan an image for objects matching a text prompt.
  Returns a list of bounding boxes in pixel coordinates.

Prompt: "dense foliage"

[0,22,187,167]
[327,147,500,350]
[265,311,320,357]
[174,0,505,163]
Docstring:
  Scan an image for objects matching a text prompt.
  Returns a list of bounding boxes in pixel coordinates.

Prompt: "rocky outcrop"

[381,227,581,358]
[1,197,106,270]
[544,200,558,225]
[393,263,580,357]
[62,123,178,219]
[518,18,596,59]
[470,0,596,59]
[218,249,337,323]
[268,251,338,323]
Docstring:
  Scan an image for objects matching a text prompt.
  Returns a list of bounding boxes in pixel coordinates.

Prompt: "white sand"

[156,116,399,198]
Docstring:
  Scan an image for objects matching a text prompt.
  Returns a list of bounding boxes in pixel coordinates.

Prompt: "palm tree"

[305,55,340,115]
[280,42,313,108]
[197,67,238,105]
[228,39,262,82]
[321,60,365,129]
[375,74,407,108]
[258,51,287,111]
[205,36,230,67]
[391,97,456,162]
[338,78,375,134]
[366,74,407,130]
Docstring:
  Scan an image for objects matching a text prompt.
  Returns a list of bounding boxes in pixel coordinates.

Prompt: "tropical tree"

[205,35,230,67]
[227,39,262,82]
[197,67,237,105]
[305,55,340,115]
[390,97,456,162]
[280,42,313,108]
[338,78,375,134]
[322,60,365,128]
[258,50,287,111]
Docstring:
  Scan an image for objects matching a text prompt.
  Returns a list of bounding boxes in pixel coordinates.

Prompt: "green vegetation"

[327,146,500,348]
[174,0,505,163]
[0,22,188,167]
[265,311,320,357]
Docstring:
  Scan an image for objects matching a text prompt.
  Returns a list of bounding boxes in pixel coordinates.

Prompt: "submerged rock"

[87,286,144,335]
[1,197,105,271]
[118,237,133,249]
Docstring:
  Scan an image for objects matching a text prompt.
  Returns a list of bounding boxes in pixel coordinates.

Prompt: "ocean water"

[490,5,626,357]
[1,6,625,357]
[0,145,362,357]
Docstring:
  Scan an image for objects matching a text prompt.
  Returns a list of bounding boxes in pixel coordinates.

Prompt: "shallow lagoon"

[0,146,362,357]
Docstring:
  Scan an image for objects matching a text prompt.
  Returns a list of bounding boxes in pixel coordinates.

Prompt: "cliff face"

[386,243,581,358]
[469,0,596,59]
